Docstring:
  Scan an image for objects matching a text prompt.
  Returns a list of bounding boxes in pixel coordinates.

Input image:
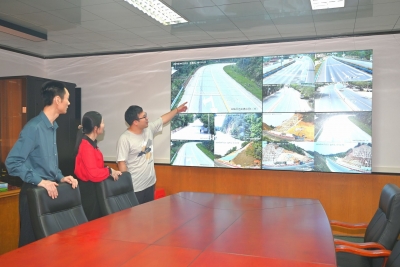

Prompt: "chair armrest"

[334,239,387,250]
[336,245,390,267]
[336,245,391,257]
[330,220,368,229]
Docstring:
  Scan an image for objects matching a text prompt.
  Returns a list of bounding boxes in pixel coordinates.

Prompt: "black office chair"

[336,238,400,267]
[27,182,88,240]
[331,183,400,267]
[95,172,139,216]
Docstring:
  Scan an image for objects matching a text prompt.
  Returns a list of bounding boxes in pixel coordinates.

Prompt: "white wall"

[2,34,400,173]
[0,49,45,77]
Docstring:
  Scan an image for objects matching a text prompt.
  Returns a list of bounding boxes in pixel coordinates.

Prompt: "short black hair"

[125,105,143,126]
[41,81,66,107]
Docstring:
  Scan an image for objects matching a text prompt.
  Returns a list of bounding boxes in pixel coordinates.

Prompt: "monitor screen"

[170,49,372,173]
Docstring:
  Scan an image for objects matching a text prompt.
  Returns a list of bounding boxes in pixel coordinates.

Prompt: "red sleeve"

[76,140,109,182]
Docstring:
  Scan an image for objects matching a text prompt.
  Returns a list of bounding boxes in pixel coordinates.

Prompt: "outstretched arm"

[161,102,188,124]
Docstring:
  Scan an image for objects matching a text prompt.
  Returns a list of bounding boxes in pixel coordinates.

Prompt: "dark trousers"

[135,184,155,204]
[78,179,103,221]
[18,183,37,247]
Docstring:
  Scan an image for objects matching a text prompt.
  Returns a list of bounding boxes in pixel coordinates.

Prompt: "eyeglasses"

[137,113,147,120]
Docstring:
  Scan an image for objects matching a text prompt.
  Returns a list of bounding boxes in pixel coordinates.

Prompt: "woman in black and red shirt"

[74,111,121,220]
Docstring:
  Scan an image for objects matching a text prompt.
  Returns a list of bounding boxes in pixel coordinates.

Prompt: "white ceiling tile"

[13,12,69,26]
[240,25,280,36]
[171,28,211,38]
[48,25,92,35]
[98,29,139,40]
[164,23,204,34]
[47,45,83,54]
[41,21,81,32]
[96,40,131,49]
[205,30,246,39]
[82,2,137,19]
[128,44,161,51]
[48,34,87,44]
[197,18,238,31]
[159,41,190,48]
[143,35,184,44]
[355,15,399,27]
[160,0,216,9]
[263,0,312,13]
[178,6,226,21]
[316,28,355,36]
[47,7,101,23]
[127,26,171,37]
[314,19,356,31]
[66,42,104,50]
[117,38,156,46]
[0,2,42,15]
[370,0,400,4]
[354,24,397,32]
[346,0,366,6]
[80,19,121,32]
[230,15,273,28]
[370,2,400,16]
[72,31,111,42]
[174,33,214,41]
[218,2,269,17]
[358,0,373,5]
[280,31,316,38]
[32,40,70,50]
[275,23,316,33]
[213,0,260,4]
[271,14,314,25]
[356,5,374,18]
[312,6,357,22]
[246,33,282,40]
[186,39,218,45]
[19,0,77,11]
[107,15,156,28]
[215,36,250,43]
[65,0,115,6]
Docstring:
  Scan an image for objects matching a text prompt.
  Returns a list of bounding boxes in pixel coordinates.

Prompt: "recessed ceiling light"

[310,0,345,10]
[124,0,188,25]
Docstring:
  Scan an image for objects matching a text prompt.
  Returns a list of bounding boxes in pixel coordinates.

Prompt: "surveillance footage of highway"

[173,59,262,113]
[170,49,373,173]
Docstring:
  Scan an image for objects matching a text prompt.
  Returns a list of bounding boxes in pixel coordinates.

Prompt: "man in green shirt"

[5,81,78,247]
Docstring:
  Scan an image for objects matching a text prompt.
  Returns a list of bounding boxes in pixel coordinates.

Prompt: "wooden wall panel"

[0,79,23,162]
[105,162,400,224]
[0,190,20,255]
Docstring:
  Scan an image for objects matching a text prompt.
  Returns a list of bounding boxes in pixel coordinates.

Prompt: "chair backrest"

[387,239,400,267]
[364,184,400,250]
[27,182,88,240]
[95,172,139,216]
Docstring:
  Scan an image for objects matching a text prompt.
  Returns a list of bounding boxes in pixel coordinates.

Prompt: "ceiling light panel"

[311,0,345,10]
[124,0,188,25]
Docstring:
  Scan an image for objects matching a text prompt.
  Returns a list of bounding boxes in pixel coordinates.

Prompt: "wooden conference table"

[0,192,336,266]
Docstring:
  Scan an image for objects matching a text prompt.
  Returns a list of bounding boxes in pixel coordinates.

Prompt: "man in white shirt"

[116,102,187,204]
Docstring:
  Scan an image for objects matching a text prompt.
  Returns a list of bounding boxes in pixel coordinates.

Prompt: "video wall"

[170,50,372,173]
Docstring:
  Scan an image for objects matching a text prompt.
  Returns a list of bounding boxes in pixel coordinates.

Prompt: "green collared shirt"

[5,111,64,185]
